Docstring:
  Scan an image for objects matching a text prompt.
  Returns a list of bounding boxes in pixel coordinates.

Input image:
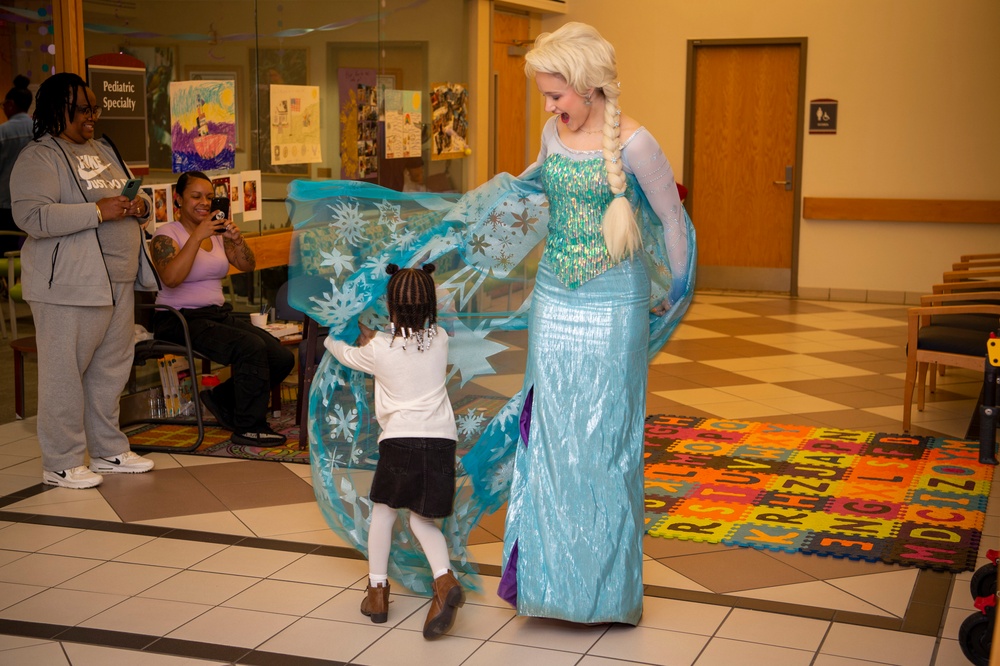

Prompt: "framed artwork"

[184,65,245,150]
[121,45,176,171]
[252,47,310,176]
[169,79,237,173]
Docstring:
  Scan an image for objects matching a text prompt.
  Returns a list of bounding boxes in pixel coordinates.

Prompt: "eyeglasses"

[73,105,102,119]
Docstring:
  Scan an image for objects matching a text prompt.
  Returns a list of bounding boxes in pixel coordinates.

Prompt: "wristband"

[95,203,103,224]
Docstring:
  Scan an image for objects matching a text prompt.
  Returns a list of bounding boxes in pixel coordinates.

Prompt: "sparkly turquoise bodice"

[540,154,616,289]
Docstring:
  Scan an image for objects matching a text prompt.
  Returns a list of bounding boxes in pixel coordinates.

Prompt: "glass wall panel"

[76,0,470,311]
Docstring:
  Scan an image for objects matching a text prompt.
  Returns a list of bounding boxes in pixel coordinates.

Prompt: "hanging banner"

[86,53,149,174]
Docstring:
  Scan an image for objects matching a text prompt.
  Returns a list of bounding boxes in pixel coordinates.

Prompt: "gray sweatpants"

[29,282,134,472]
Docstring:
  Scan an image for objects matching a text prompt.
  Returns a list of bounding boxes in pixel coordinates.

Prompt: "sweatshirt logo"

[77,154,111,181]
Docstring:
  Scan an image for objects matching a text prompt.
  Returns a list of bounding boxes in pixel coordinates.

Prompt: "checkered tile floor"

[0,292,995,665]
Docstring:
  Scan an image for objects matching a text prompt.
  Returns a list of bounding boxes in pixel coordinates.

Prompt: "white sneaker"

[89,451,155,474]
[42,466,103,489]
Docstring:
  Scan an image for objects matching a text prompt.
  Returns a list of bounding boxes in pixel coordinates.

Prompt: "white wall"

[538,0,1000,295]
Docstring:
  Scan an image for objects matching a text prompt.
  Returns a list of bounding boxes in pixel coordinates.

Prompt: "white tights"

[368,502,451,585]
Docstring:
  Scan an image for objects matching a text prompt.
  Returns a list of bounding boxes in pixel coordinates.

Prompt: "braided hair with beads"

[385,263,438,351]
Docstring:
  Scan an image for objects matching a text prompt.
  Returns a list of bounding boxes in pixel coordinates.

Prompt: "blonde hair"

[524,22,640,261]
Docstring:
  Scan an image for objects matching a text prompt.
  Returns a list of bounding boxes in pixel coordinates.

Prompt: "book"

[261,322,302,339]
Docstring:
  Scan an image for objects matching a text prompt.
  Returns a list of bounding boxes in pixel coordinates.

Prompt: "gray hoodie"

[10,134,157,306]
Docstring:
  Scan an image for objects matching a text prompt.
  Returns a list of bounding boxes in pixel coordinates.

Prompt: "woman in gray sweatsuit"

[11,73,158,489]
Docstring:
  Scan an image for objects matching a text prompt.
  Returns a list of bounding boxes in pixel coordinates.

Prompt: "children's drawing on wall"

[338,68,377,180]
[270,84,322,166]
[430,82,469,161]
[169,80,236,172]
[252,47,309,175]
[241,170,262,222]
[384,90,422,160]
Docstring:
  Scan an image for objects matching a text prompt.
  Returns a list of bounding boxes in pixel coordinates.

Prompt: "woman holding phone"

[10,72,157,488]
[149,171,294,447]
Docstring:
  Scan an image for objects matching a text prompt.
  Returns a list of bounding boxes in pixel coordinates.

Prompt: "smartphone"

[209,196,230,231]
[120,177,142,200]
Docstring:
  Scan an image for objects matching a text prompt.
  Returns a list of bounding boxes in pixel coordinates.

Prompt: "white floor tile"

[309,585,427,627]
[0,581,45,610]
[827,569,920,618]
[63,642,228,665]
[134,511,256,537]
[932,638,973,666]
[39,530,155,560]
[352,627,483,666]
[813,655,893,666]
[270,552,369,588]
[715,608,830,651]
[0,587,126,625]
[166,605,297,648]
[189,544,304,578]
[0,522,83,552]
[223,578,340,616]
[112,537,227,569]
[58,560,179,596]
[232,502,330,538]
[258,616,388,661]
[78,596,212,635]
[464,642,581,666]
[396,598,516,640]
[0,634,49,651]
[734,580,895,616]
[636,597,730,635]
[137,569,257,606]
[694,637,813,666]
[0,641,70,665]
[641,560,712,592]
[589,625,708,666]
[0,552,101,587]
[490,615,606,653]
[820,623,936,666]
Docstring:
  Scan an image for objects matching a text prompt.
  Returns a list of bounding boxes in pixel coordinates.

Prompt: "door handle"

[773,165,793,191]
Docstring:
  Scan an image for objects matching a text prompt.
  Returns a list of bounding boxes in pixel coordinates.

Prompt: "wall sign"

[809,99,838,134]
[87,53,149,173]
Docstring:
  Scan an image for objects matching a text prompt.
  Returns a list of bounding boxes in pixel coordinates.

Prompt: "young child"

[323,263,465,640]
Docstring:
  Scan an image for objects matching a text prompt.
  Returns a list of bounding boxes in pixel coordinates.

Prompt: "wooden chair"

[902,292,1000,432]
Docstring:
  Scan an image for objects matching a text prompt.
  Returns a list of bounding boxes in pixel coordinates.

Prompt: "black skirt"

[369,437,457,518]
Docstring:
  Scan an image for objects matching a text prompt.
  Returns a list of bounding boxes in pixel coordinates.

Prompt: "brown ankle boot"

[361,583,390,623]
[423,570,465,639]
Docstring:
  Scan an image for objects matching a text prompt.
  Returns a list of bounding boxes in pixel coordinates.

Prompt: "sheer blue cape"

[286,169,696,596]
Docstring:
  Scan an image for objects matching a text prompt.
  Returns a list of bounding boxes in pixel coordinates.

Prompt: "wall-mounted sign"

[87,53,149,173]
[809,99,838,134]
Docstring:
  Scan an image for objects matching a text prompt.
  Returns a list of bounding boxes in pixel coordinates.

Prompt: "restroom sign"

[809,99,838,134]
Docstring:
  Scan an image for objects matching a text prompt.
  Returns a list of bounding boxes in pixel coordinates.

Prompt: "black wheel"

[970,563,997,599]
[959,611,994,666]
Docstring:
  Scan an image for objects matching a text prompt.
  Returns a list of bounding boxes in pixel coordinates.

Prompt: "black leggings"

[153,304,295,429]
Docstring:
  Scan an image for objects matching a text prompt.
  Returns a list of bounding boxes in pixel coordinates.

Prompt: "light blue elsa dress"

[286,116,695,623]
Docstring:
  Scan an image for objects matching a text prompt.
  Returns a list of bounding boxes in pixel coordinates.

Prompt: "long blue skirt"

[500,257,650,625]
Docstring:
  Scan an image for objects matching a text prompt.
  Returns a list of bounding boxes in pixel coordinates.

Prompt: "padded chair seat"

[918,324,993,357]
[930,313,1000,332]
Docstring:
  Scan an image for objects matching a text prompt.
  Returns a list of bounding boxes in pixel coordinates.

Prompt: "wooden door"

[686,42,804,294]
[493,12,530,176]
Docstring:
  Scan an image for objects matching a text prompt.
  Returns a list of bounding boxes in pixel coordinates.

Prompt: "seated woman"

[149,171,295,447]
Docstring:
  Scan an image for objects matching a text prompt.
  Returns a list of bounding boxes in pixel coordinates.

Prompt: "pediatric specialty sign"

[87,53,149,172]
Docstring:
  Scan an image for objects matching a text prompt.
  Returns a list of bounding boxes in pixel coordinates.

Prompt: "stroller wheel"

[970,563,997,600]
[958,610,994,666]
